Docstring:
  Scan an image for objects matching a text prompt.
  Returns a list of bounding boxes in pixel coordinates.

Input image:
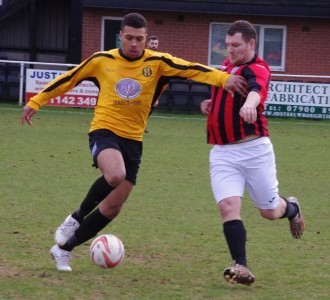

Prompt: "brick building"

[0,0,329,76]
[82,1,330,76]
[0,0,329,107]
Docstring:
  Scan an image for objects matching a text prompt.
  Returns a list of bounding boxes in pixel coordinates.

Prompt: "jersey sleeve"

[158,53,230,88]
[245,64,270,104]
[26,54,98,110]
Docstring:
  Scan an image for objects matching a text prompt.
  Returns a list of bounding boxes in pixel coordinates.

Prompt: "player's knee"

[218,197,241,219]
[104,172,126,187]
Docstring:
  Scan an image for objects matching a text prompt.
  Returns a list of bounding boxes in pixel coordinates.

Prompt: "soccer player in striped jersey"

[200,20,304,285]
[20,12,247,272]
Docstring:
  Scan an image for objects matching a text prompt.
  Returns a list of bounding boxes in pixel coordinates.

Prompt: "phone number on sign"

[266,105,330,114]
[49,95,97,107]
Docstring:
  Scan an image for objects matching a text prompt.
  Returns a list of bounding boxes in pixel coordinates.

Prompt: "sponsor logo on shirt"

[115,78,141,99]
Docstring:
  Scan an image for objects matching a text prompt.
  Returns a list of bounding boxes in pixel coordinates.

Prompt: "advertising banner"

[265,81,330,119]
[25,69,98,108]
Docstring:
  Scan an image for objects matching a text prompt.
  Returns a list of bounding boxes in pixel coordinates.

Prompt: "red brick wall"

[82,8,330,78]
[284,19,329,76]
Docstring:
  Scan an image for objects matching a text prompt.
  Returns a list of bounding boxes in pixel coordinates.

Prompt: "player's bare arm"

[21,105,37,126]
[239,91,261,124]
[224,75,248,97]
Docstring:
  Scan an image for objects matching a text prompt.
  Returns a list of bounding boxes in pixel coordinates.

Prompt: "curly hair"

[121,13,147,30]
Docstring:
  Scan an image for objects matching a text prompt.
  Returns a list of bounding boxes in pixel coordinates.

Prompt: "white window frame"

[208,22,287,71]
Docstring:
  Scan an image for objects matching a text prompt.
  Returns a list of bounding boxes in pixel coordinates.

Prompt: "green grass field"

[1,104,330,299]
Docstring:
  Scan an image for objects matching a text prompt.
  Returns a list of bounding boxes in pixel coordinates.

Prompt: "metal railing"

[0,59,329,107]
[0,59,77,105]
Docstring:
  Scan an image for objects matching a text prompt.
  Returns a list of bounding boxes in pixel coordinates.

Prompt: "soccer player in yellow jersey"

[20,12,247,271]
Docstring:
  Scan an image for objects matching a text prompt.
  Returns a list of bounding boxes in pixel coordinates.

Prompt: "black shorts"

[88,129,142,185]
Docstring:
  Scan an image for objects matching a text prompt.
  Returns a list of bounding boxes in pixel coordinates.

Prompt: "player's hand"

[240,105,257,124]
[200,99,212,115]
[224,75,247,97]
[21,105,37,126]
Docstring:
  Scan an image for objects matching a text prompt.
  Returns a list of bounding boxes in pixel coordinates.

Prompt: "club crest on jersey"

[142,67,152,77]
[231,66,239,74]
[115,78,141,99]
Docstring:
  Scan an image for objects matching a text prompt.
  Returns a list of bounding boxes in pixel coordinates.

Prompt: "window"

[102,17,123,51]
[208,23,286,71]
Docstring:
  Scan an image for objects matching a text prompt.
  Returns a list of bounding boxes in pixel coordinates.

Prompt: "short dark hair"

[121,13,147,30]
[148,35,158,42]
[227,20,257,43]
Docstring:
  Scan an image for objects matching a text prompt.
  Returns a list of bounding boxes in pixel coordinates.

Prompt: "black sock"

[223,220,247,267]
[72,176,114,223]
[280,198,298,220]
[61,208,112,252]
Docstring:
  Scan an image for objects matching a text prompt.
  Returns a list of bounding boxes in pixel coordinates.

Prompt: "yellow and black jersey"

[27,49,230,141]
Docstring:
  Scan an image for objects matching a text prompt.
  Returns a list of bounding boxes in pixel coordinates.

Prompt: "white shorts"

[209,137,279,209]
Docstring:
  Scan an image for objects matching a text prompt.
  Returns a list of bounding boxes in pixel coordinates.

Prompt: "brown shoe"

[287,196,304,238]
[223,261,255,285]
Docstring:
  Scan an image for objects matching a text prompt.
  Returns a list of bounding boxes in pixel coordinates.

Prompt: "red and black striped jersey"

[207,55,271,145]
